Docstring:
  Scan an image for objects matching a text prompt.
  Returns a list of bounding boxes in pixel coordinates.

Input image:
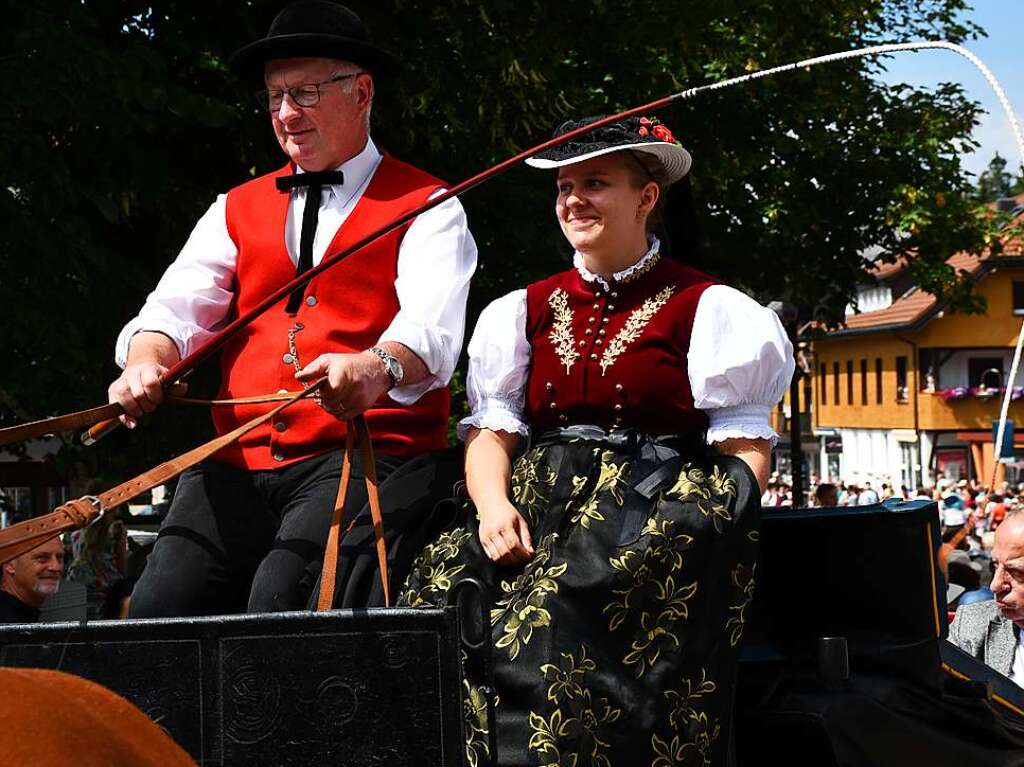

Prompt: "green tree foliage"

[0,0,1009,474]
[975,153,1024,201]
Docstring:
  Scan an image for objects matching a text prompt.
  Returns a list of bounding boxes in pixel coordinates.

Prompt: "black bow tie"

[276,170,345,191]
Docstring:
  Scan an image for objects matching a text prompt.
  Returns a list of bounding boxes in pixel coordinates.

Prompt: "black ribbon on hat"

[276,170,345,191]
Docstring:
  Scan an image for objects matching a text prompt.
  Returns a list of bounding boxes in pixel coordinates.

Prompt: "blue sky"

[874,1,1023,178]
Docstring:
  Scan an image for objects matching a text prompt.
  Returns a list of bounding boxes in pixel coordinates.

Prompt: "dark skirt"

[398,430,761,767]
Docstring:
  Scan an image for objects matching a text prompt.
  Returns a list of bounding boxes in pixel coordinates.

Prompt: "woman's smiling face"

[555,154,657,254]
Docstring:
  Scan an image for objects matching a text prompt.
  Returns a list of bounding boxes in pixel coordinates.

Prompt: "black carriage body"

[2,502,1024,766]
[0,608,466,767]
[736,500,1024,766]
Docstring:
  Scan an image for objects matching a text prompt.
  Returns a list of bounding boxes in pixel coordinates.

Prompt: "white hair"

[332,63,373,131]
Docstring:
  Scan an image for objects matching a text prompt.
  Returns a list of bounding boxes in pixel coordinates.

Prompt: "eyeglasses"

[255,72,363,112]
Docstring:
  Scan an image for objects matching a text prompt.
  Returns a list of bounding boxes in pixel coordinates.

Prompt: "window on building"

[896,356,908,402]
[919,348,938,391]
[833,362,840,405]
[820,363,827,406]
[875,358,883,404]
[1014,281,1024,316]
[860,359,868,405]
[846,360,854,404]
[968,357,1004,389]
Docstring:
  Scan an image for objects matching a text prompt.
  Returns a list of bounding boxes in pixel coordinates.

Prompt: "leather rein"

[0,381,381,610]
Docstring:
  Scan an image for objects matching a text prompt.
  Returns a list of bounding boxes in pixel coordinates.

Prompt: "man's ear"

[356,73,374,112]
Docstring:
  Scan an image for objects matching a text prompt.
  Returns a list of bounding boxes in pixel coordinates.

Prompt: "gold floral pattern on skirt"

[463,674,493,767]
[725,532,759,648]
[530,645,622,767]
[568,448,630,529]
[665,463,737,533]
[491,534,567,661]
[398,526,471,607]
[398,435,759,767]
[511,447,557,524]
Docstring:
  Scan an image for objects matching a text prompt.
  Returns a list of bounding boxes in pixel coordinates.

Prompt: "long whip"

[2,41,1020,457]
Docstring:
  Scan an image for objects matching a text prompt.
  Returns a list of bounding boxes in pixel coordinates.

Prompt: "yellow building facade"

[806,247,1024,490]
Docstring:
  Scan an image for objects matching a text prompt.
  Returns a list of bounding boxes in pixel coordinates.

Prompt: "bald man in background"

[0,537,64,623]
[949,512,1024,683]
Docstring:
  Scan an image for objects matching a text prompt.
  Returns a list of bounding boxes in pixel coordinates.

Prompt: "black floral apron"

[399,429,760,767]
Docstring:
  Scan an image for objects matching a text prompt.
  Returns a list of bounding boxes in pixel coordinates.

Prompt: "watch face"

[387,357,404,383]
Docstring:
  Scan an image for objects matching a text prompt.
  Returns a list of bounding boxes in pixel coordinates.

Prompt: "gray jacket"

[948,599,1019,676]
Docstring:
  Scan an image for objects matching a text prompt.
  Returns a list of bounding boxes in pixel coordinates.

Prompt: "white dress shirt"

[116,138,478,404]
[1011,629,1024,686]
[459,237,794,443]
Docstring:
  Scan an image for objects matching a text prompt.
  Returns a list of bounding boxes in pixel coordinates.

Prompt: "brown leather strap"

[317,427,357,611]
[168,392,298,406]
[0,391,304,449]
[0,381,326,566]
[356,416,390,607]
[83,391,305,445]
[0,499,102,564]
[0,403,124,447]
[317,415,391,611]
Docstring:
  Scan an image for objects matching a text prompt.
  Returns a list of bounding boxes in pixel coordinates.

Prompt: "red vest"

[213,155,451,469]
[525,256,716,435]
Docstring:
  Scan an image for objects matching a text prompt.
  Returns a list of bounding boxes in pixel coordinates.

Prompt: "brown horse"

[0,667,196,766]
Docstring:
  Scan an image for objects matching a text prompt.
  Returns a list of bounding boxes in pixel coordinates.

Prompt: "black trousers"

[128,449,404,618]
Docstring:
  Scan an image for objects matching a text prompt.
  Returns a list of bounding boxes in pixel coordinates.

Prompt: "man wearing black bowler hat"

[109,1,476,616]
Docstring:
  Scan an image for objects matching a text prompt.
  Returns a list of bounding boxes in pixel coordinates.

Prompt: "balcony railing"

[918,389,1024,430]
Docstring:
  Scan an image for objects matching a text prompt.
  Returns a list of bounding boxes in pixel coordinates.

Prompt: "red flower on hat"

[637,116,680,145]
[651,124,675,143]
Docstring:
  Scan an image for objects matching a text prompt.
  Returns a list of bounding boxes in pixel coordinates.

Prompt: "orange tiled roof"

[836,201,1024,334]
[867,256,909,281]
[840,249,986,332]
[1003,195,1024,255]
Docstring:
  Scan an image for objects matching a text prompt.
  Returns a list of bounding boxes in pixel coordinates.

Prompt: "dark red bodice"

[525,256,716,435]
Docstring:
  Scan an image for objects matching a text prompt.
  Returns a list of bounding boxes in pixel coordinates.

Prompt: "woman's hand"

[477,500,535,566]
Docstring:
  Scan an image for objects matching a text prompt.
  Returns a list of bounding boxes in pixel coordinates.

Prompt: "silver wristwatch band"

[367,346,403,389]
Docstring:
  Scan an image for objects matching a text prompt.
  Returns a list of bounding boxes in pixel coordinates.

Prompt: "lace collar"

[572,236,661,290]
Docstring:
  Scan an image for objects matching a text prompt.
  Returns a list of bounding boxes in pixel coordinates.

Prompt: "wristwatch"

[367,346,404,389]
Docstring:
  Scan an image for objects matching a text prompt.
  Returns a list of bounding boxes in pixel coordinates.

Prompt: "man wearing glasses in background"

[109,1,476,617]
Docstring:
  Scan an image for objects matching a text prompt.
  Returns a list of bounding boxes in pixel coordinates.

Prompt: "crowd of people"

[764,471,1024,523]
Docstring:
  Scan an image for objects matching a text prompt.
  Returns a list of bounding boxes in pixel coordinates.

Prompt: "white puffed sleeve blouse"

[459,244,795,445]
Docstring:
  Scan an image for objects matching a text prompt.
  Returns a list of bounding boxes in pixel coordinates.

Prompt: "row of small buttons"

[585,287,617,360]
[544,381,569,423]
[544,380,627,426]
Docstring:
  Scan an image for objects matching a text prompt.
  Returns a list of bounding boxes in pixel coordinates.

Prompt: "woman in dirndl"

[399,116,794,766]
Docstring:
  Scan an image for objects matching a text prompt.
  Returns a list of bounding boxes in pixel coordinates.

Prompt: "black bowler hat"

[526,116,692,184]
[229,1,398,78]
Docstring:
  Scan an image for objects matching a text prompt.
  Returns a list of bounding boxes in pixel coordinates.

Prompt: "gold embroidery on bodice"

[599,286,675,375]
[546,284,676,376]
[547,289,580,374]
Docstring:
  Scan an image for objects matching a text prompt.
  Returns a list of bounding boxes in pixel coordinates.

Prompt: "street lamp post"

[770,302,803,506]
